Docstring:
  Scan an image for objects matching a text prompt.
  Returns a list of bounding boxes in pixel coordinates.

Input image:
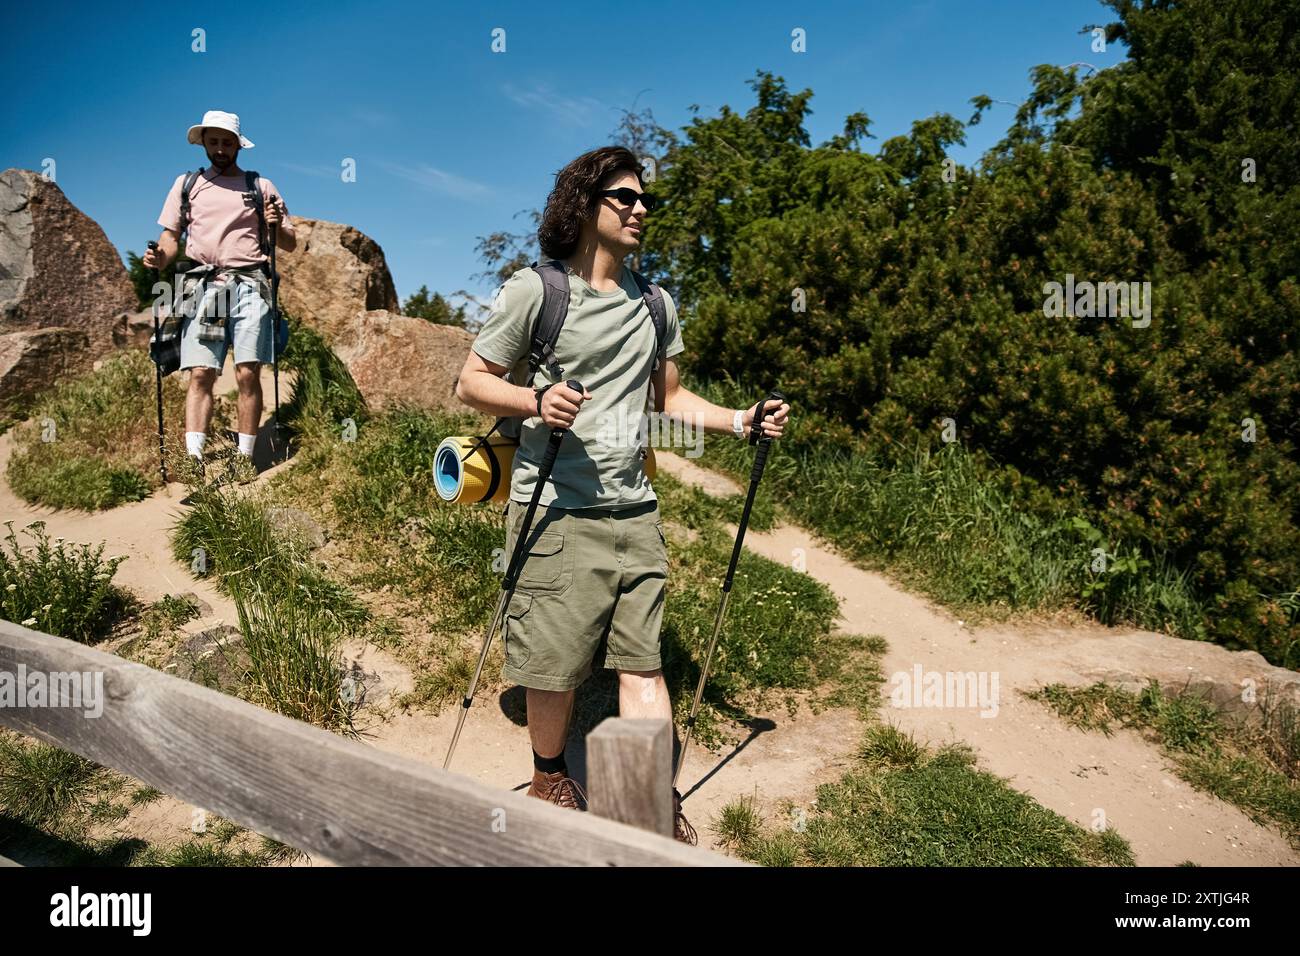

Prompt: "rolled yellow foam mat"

[435,435,518,504]
[435,436,658,504]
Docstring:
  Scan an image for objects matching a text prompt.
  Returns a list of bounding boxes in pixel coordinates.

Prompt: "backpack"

[465,259,669,456]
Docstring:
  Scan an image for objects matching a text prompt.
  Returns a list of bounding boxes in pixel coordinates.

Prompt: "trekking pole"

[444,379,586,770]
[673,388,786,787]
[268,222,281,458]
[147,241,168,485]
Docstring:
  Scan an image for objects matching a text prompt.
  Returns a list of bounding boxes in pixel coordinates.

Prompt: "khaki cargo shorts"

[501,498,667,691]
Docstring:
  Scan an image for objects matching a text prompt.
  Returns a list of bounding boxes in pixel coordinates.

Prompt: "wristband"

[732,409,745,437]
[535,383,555,417]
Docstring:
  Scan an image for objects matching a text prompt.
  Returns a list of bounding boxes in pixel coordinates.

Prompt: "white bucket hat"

[186,110,255,149]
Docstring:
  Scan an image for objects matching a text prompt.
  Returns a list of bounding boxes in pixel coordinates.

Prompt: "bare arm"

[141,229,180,271]
[661,358,790,439]
[455,349,590,428]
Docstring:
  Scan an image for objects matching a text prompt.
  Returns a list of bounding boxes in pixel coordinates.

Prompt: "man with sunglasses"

[457,146,790,844]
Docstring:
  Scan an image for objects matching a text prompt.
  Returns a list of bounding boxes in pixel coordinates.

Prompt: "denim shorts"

[179,276,273,372]
[501,498,667,691]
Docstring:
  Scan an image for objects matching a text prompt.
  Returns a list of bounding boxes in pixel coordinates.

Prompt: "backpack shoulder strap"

[244,170,270,257]
[528,260,570,383]
[179,169,203,240]
[630,270,668,370]
[460,261,568,460]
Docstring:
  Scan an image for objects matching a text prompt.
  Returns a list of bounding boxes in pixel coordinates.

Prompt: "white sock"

[238,433,256,456]
[185,431,206,458]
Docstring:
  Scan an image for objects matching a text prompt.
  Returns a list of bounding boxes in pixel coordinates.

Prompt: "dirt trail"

[678,465,1300,866]
[4,393,1297,864]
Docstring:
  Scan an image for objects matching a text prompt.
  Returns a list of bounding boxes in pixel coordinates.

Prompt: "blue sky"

[1,0,1125,307]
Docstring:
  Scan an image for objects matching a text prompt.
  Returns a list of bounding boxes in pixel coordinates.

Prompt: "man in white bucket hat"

[143,110,296,471]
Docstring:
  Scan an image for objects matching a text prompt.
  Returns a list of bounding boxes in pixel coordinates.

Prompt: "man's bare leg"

[526,687,575,758]
[618,669,670,720]
[235,361,262,440]
[181,366,222,465]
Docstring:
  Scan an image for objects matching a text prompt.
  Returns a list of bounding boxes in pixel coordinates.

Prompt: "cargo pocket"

[503,592,532,670]
[517,529,570,592]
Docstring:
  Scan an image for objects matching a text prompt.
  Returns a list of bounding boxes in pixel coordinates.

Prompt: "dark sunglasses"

[598,187,659,212]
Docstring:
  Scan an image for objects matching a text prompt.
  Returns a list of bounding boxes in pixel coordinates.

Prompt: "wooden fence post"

[586,718,673,838]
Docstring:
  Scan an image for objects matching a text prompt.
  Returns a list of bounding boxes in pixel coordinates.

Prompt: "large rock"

[1063,627,1300,716]
[110,308,155,350]
[276,216,399,344]
[0,169,136,406]
[333,309,473,413]
[0,327,91,410]
[0,169,135,352]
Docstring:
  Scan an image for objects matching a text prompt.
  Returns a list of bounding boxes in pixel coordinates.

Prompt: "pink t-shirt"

[158,168,294,267]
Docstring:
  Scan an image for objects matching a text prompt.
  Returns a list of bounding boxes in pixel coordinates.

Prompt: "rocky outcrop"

[332,309,473,413]
[0,169,138,345]
[111,308,155,350]
[0,327,91,410]
[275,217,399,345]
[0,168,136,406]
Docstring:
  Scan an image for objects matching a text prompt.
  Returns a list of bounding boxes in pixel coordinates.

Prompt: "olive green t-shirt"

[470,262,684,510]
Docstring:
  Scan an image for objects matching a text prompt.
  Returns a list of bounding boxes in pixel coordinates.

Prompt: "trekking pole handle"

[540,378,585,470]
[749,389,786,446]
[146,241,163,314]
[748,389,785,482]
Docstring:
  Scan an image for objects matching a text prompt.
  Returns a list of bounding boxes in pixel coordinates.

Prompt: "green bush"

[0,521,133,643]
[641,0,1300,663]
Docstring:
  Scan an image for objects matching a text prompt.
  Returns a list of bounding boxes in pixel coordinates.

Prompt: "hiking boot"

[673,788,698,845]
[526,769,588,810]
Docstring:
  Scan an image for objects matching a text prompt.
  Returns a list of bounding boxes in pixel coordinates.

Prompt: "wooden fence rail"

[0,620,743,866]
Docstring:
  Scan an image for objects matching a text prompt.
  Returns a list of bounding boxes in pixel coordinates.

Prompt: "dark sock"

[533,749,567,775]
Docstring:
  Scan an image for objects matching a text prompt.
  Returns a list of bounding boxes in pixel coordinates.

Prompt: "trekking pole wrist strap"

[535,383,555,418]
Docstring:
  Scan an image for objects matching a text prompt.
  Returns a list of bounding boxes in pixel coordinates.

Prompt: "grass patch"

[129,817,305,867]
[0,520,135,643]
[136,593,202,644]
[228,578,356,729]
[0,730,308,867]
[1030,680,1300,847]
[171,483,365,731]
[0,732,109,838]
[5,350,185,510]
[171,484,366,631]
[722,723,1134,866]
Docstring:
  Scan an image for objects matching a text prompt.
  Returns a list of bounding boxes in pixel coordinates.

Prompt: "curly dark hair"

[538,146,645,261]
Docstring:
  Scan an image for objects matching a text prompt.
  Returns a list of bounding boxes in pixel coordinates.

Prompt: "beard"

[206,148,237,172]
